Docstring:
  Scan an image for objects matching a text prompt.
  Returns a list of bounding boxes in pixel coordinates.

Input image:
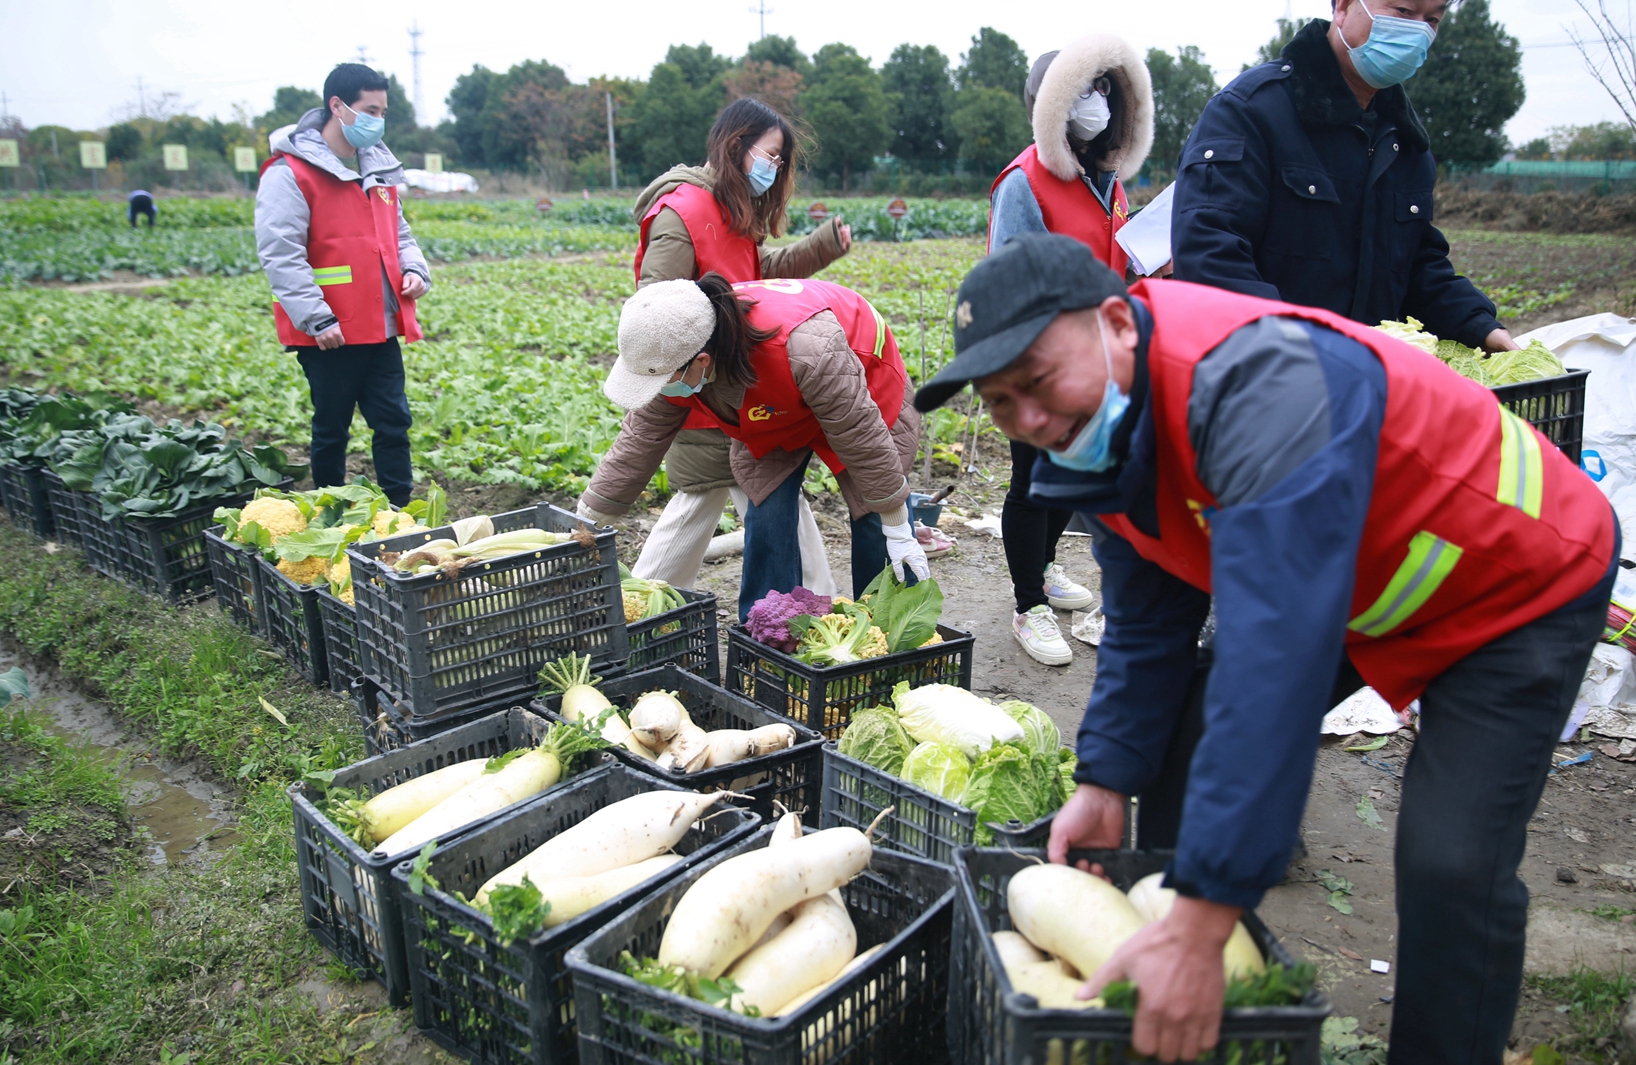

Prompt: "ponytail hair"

[697,272,774,392]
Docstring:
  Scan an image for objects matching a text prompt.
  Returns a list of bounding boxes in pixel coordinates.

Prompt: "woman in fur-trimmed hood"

[985,32,1154,672]
[987,33,1155,273]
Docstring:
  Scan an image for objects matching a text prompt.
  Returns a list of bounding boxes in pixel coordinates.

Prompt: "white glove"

[882,520,931,582]
[575,498,620,528]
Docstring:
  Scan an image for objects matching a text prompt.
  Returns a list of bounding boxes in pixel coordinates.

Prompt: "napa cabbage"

[900,741,972,803]
[892,682,1024,757]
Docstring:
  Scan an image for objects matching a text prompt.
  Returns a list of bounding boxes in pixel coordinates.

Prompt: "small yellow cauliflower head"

[858,625,889,659]
[277,555,329,586]
[238,497,306,543]
[372,510,424,537]
[623,590,646,623]
[326,559,355,605]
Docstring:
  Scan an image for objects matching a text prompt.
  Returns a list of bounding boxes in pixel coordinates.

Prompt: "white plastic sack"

[402,169,480,193]
[1516,314,1636,547]
[1574,643,1636,739]
[1321,687,1415,735]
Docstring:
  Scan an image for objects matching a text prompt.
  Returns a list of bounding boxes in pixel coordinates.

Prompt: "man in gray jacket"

[254,62,430,506]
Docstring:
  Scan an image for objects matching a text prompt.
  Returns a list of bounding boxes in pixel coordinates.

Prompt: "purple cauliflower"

[746,587,833,651]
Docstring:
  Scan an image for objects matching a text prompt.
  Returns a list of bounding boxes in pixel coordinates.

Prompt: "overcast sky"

[0,0,1618,148]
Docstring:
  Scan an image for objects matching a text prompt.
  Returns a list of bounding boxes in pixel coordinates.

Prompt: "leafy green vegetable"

[407,842,441,896]
[836,705,914,776]
[1372,317,1437,354]
[901,740,972,803]
[1379,318,1566,388]
[962,742,1065,843]
[618,952,762,1017]
[998,700,1060,755]
[1102,961,1316,1016]
[860,564,944,652]
[479,875,552,946]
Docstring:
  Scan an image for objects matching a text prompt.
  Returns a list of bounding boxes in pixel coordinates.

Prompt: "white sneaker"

[1013,605,1073,666]
[1043,563,1095,611]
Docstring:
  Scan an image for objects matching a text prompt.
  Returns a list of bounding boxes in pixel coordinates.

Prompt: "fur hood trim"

[1032,33,1154,183]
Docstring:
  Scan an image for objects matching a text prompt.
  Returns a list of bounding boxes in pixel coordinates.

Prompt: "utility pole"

[136,76,145,118]
[355,45,372,66]
[408,22,425,121]
[605,90,618,190]
[747,0,773,39]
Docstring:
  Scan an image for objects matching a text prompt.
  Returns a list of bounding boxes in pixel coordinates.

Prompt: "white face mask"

[1068,91,1110,141]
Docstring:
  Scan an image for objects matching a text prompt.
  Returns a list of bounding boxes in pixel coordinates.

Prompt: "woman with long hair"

[586,98,853,593]
[580,273,927,620]
[986,35,1154,668]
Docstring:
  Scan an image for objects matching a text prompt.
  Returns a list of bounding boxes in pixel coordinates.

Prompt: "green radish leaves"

[480,875,552,946]
[1101,961,1317,1016]
[407,842,441,897]
[618,952,763,1017]
[484,748,532,775]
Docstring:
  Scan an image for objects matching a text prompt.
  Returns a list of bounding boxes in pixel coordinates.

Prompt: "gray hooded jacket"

[254,107,431,341]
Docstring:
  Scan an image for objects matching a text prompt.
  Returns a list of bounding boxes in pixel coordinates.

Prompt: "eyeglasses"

[748,143,784,168]
[1080,77,1113,99]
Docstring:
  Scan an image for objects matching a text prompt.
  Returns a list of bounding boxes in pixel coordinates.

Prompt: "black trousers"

[1137,597,1606,1063]
[128,196,155,228]
[1003,440,1073,612]
[294,339,413,507]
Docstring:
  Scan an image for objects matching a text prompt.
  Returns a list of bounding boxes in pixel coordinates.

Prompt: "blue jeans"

[738,455,888,621]
[295,339,414,506]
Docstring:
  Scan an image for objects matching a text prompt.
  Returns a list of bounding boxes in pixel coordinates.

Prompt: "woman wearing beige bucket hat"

[580,273,927,621]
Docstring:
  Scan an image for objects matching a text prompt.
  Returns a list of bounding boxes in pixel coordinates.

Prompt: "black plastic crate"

[1492,368,1589,465]
[0,463,54,538]
[319,585,362,695]
[950,848,1330,1065]
[73,491,129,583]
[625,588,720,680]
[41,470,84,547]
[395,764,762,1065]
[349,503,628,721]
[120,487,284,604]
[533,664,825,827]
[289,705,565,1007]
[205,527,266,634]
[821,744,1054,866]
[567,825,957,1065]
[352,676,515,758]
[259,555,328,687]
[725,624,974,740]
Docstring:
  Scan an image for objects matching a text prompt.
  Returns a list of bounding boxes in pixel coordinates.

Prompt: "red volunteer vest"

[992,145,1131,275]
[1104,279,1613,709]
[264,154,420,347]
[634,183,763,430]
[671,278,905,475]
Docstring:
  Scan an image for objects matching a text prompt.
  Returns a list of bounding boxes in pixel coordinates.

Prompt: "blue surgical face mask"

[747,154,778,196]
[340,100,386,149]
[659,360,710,398]
[1346,0,1436,89]
[1047,313,1131,472]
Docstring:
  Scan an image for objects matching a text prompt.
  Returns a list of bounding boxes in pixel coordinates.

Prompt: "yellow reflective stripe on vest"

[866,301,886,358]
[1496,408,1543,519]
[1348,531,1464,638]
[312,265,353,286]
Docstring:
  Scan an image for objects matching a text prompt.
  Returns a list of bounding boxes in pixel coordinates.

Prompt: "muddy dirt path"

[683,487,1636,1044]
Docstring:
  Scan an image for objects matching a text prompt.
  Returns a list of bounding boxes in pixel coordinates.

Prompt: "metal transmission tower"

[748,0,773,39]
[408,23,425,121]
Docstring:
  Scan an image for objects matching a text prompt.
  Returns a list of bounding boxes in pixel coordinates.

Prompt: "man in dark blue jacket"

[1172,1,1517,353]
[916,234,1615,1062]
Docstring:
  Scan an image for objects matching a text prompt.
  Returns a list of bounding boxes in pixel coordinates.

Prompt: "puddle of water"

[1,647,237,864]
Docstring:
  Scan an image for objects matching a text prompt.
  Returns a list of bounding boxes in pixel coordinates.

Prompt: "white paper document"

[1115,182,1176,277]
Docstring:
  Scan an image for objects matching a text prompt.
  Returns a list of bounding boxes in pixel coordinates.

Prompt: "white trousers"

[632,487,838,595]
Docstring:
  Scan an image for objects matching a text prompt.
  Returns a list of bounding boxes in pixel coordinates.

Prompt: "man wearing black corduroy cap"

[918,233,1615,1061]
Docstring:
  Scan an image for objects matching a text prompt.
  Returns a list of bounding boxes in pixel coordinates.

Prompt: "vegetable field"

[0,206,987,494]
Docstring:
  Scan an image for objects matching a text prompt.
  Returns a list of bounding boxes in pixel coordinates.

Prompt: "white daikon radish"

[1008,864,1146,981]
[1124,872,1266,979]
[531,855,683,928]
[725,892,856,1014]
[1005,959,1099,1010]
[659,718,712,773]
[702,724,798,769]
[538,653,618,733]
[330,758,489,845]
[991,930,1047,970]
[775,944,884,1016]
[657,826,873,978]
[373,723,605,856]
[629,691,685,750]
[476,789,728,904]
[768,808,804,846]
